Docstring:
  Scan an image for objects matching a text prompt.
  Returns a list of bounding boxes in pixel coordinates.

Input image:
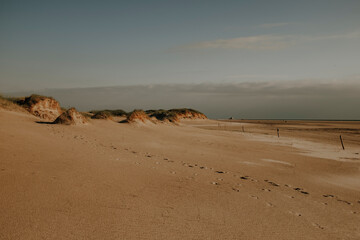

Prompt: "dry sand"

[1,110,359,239]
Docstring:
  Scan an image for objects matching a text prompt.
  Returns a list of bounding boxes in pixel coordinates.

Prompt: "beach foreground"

[1,109,359,239]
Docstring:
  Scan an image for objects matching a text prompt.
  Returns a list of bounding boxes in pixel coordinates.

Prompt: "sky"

[1,0,360,118]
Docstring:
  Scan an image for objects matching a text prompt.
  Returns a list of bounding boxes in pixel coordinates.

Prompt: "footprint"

[266,202,274,207]
[249,195,259,199]
[232,187,240,192]
[215,171,224,174]
[294,188,309,195]
[288,211,302,217]
[264,180,279,187]
[312,223,324,229]
[163,158,174,163]
[240,176,249,180]
[211,182,219,185]
[284,195,295,199]
[337,199,352,205]
[262,188,271,192]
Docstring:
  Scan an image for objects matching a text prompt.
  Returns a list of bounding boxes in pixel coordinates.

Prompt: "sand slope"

[0,110,359,239]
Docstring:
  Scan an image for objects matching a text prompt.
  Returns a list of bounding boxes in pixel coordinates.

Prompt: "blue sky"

[1,1,360,119]
[1,0,360,91]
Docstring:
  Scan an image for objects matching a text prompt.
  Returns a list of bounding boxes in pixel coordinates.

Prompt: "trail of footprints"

[68,137,359,231]
[322,194,353,206]
[137,149,356,206]
[79,138,360,213]
[122,144,359,213]
[176,158,358,230]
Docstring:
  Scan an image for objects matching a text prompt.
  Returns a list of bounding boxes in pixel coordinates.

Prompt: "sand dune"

[0,109,359,239]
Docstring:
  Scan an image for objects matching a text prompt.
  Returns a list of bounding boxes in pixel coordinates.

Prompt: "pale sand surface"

[1,110,360,239]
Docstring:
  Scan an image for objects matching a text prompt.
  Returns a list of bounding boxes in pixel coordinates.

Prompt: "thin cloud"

[181,35,295,50]
[259,22,291,28]
[304,31,360,41]
[225,74,289,80]
[179,31,360,51]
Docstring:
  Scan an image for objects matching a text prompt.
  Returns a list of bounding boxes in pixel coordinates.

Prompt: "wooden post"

[340,135,345,150]
[242,126,245,132]
[277,128,279,138]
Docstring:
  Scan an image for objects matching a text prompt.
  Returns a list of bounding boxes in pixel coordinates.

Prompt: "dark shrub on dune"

[146,109,178,122]
[16,94,53,107]
[0,95,27,112]
[145,108,207,122]
[91,111,112,119]
[90,109,128,119]
[168,108,203,115]
[168,108,207,120]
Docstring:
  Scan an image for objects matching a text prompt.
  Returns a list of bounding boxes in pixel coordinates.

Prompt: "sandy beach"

[1,109,359,239]
[2,1,360,239]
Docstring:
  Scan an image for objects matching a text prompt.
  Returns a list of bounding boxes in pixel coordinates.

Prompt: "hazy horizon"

[4,77,360,120]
